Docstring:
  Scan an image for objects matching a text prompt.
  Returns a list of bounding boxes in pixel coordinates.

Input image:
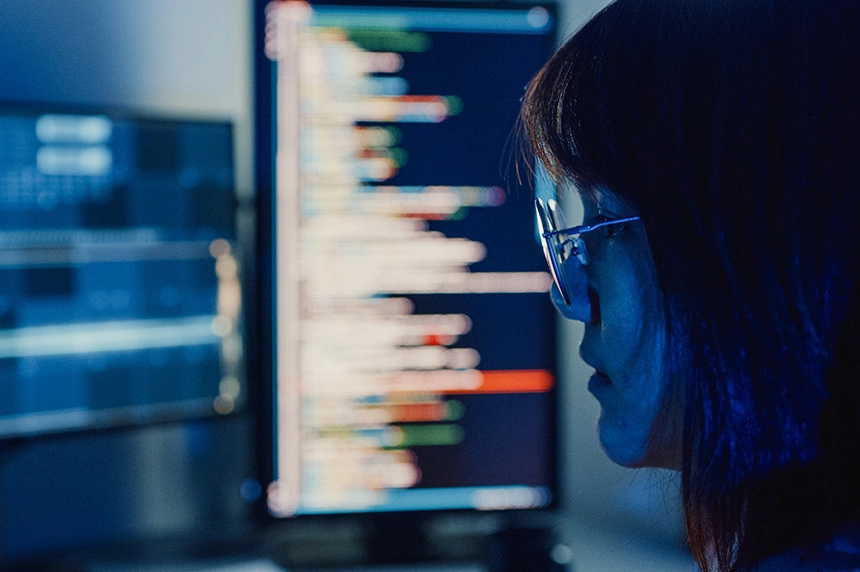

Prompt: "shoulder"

[753,523,860,572]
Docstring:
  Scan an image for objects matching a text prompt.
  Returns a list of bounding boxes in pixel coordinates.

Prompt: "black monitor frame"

[252,0,560,565]
[0,101,246,443]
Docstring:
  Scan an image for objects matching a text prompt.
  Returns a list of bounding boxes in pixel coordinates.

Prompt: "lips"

[587,370,612,393]
[580,345,611,390]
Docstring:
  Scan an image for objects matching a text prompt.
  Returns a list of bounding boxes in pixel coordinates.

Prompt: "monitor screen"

[0,105,243,439]
[257,0,557,518]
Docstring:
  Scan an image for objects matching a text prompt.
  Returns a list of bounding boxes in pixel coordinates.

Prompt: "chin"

[597,414,682,470]
[596,414,652,468]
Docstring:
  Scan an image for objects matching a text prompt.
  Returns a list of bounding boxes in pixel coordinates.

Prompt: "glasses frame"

[534,198,640,306]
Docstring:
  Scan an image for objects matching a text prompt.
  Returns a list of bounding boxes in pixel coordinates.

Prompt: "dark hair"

[521,0,860,570]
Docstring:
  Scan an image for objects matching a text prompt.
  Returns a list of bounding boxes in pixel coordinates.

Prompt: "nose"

[550,259,592,323]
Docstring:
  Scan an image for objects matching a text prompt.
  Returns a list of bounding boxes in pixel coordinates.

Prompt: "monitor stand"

[365,513,490,565]
[264,512,492,569]
[263,511,572,571]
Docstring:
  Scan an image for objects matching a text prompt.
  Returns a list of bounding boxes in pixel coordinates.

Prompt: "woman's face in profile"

[556,189,675,468]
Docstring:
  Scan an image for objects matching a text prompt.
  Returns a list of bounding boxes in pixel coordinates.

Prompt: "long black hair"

[520,0,860,570]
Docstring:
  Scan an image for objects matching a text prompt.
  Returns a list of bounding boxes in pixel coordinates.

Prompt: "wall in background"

[0,0,253,197]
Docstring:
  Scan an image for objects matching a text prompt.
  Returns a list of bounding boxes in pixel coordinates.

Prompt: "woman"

[520,0,860,570]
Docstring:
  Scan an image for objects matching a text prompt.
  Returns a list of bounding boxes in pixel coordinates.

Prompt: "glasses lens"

[547,200,590,266]
[545,198,567,230]
[535,199,571,304]
[571,236,588,266]
[535,200,554,265]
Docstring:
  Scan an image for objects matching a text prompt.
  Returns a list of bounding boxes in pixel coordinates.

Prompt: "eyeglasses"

[534,198,640,306]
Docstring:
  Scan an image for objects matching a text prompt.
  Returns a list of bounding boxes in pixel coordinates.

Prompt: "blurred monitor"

[0,104,244,439]
[256,0,558,525]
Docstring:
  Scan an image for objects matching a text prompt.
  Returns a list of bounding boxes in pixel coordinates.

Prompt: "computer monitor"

[255,0,557,532]
[0,104,243,439]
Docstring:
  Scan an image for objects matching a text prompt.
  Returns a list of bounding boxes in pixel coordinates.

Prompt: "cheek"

[593,336,668,467]
[587,241,668,466]
[599,300,645,369]
[592,246,661,379]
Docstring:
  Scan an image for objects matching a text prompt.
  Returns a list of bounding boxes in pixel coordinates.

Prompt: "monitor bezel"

[0,100,247,443]
[251,0,561,536]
